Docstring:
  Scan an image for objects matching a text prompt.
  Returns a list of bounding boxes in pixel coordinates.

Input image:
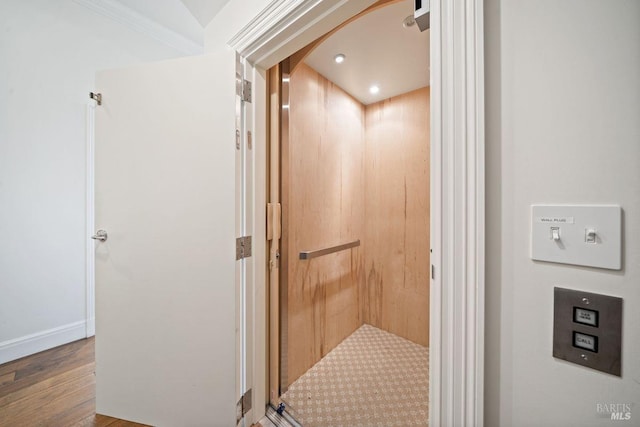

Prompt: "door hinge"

[242,79,252,103]
[89,92,102,105]
[236,236,252,260]
[236,388,252,424]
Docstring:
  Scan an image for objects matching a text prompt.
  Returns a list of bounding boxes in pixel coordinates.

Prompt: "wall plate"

[531,205,622,270]
[553,287,622,376]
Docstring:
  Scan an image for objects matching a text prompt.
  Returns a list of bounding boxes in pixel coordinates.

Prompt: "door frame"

[229,0,485,425]
[85,102,96,338]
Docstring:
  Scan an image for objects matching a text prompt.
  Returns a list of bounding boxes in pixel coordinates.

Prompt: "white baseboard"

[86,317,96,337]
[0,320,88,365]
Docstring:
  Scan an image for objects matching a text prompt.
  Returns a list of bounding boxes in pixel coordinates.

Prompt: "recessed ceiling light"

[334,54,346,64]
[369,85,380,94]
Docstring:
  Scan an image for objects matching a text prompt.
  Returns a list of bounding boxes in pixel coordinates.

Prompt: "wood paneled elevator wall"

[283,63,430,387]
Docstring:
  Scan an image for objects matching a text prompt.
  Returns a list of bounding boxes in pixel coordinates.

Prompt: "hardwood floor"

[0,338,147,427]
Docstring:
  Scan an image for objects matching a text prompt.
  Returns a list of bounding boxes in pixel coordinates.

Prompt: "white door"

[94,52,238,426]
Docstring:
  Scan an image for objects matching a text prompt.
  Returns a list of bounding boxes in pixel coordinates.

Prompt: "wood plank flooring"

[0,338,147,427]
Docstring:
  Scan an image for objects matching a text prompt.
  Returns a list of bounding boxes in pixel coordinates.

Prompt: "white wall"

[204,0,271,49]
[485,1,640,425]
[0,0,190,364]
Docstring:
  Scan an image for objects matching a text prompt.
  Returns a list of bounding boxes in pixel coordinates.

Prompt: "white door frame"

[85,102,96,338]
[229,0,485,425]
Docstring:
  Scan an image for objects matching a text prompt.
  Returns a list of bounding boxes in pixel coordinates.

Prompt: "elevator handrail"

[299,239,360,260]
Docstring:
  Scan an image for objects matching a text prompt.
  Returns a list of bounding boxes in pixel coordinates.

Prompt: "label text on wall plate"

[535,216,575,224]
[573,331,598,352]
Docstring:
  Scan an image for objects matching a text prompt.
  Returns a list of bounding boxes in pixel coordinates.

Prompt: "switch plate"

[553,287,622,376]
[531,205,621,270]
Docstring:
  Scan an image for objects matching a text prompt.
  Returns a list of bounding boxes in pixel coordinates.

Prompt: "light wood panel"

[267,64,283,404]
[284,63,365,386]
[363,87,431,346]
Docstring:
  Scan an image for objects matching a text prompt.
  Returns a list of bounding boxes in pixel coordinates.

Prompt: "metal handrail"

[299,240,360,260]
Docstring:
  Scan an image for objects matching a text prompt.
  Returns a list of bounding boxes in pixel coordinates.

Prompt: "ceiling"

[114,0,231,44]
[179,0,229,27]
[305,0,430,105]
[108,0,428,103]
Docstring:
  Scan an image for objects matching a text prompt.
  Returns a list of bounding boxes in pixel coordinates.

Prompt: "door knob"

[91,230,108,242]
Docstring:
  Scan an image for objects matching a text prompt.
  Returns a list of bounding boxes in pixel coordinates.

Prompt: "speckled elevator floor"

[280,324,429,427]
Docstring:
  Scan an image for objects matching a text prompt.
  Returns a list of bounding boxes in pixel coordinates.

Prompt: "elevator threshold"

[280,324,429,427]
